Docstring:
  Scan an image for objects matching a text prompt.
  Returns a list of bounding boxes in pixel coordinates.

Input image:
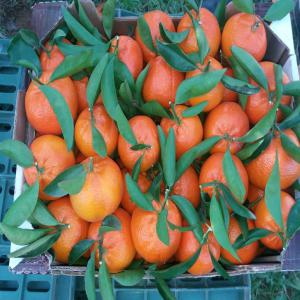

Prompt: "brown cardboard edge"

[10,0,296,276]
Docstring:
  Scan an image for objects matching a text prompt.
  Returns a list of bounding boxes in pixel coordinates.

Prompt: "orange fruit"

[70,156,123,222]
[131,198,182,264]
[75,104,119,157]
[25,72,78,135]
[175,223,220,275]
[121,170,151,214]
[24,135,75,201]
[142,56,184,108]
[118,115,160,171]
[246,129,300,190]
[248,184,264,211]
[203,102,250,154]
[88,208,136,273]
[186,57,225,112]
[135,10,175,62]
[110,35,143,80]
[73,77,103,113]
[221,217,259,265]
[245,61,291,124]
[177,8,221,57]
[222,13,267,61]
[255,191,295,251]
[222,68,238,102]
[172,166,200,208]
[199,152,249,201]
[48,197,89,264]
[160,105,203,159]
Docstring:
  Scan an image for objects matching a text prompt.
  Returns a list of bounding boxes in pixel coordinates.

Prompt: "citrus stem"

[162,188,170,210]
[35,161,44,174]
[170,103,181,125]
[251,20,261,32]
[88,157,94,173]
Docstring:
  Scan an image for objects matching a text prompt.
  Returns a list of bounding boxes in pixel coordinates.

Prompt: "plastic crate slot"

[8,185,14,196]
[0,164,5,174]
[10,165,16,175]
[27,280,50,292]
[0,280,19,291]
[0,122,12,132]
[0,256,8,265]
[0,67,18,74]
[0,85,16,93]
[0,104,14,112]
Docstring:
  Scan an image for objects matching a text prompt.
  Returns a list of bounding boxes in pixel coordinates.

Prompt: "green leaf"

[99,215,122,236]
[264,0,294,22]
[69,239,94,265]
[85,250,96,300]
[137,16,156,53]
[99,260,114,300]
[219,194,230,230]
[113,269,144,286]
[62,7,101,46]
[265,152,283,229]
[222,148,246,203]
[176,136,221,179]
[3,181,39,227]
[0,223,51,246]
[209,249,229,279]
[158,125,166,159]
[102,0,116,39]
[274,64,283,103]
[238,103,278,143]
[148,171,163,201]
[57,169,86,195]
[125,174,154,211]
[222,76,260,95]
[44,164,85,197]
[92,120,107,158]
[168,222,195,232]
[132,153,145,182]
[29,200,59,226]
[131,144,151,151]
[152,247,201,279]
[181,102,207,117]
[18,29,40,49]
[232,0,254,14]
[280,131,300,163]
[139,101,172,119]
[8,33,41,76]
[114,58,135,91]
[163,128,176,187]
[159,23,189,44]
[50,50,93,82]
[171,195,203,242]
[236,139,264,161]
[283,81,300,96]
[156,209,170,246]
[184,0,199,11]
[233,229,271,249]
[8,231,61,258]
[287,200,300,239]
[279,105,300,130]
[231,46,268,92]
[154,277,176,300]
[135,64,150,106]
[39,85,74,150]
[175,69,226,104]
[0,139,34,167]
[87,53,109,108]
[156,40,197,72]
[235,214,249,240]
[210,193,240,261]
[214,0,227,28]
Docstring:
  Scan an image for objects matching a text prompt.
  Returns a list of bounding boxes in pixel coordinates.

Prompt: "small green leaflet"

[137,16,156,53]
[132,153,145,182]
[221,76,260,95]
[29,200,59,226]
[99,214,122,236]
[159,23,189,44]
[233,228,271,249]
[163,128,176,188]
[68,239,94,265]
[232,0,254,14]
[57,168,86,195]
[264,0,294,22]
[139,101,172,119]
[135,64,150,106]
[181,101,208,117]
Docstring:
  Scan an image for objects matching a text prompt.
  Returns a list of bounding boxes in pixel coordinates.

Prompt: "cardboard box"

[8,0,300,276]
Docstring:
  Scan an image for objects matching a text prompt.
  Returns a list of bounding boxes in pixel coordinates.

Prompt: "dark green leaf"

[264,0,294,22]
[209,249,229,279]
[100,214,122,235]
[265,152,283,229]
[184,0,199,11]
[236,139,264,161]
[163,128,176,187]
[280,131,300,163]
[3,181,39,227]
[39,85,74,150]
[69,239,94,265]
[58,168,87,195]
[137,16,156,53]
[219,194,230,230]
[232,0,254,14]
[44,164,85,197]
[156,40,197,72]
[233,229,271,249]
[181,102,207,117]
[114,58,135,91]
[102,0,116,39]
[168,222,195,232]
[125,174,154,211]
[156,209,170,246]
[235,214,249,240]
[222,148,246,203]
[8,231,61,258]
[113,269,144,286]
[85,250,96,300]
[148,172,163,201]
[210,193,240,261]
[92,119,107,158]
[283,81,300,96]
[176,136,221,179]
[279,105,300,130]
[99,260,114,300]
[29,200,59,226]
[222,75,260,95]
[159,23,189,44]
[287,200,300,239]
[18,29,40,49]
[87,53,109,108]
[0,223,51,246]
[135,64,150,105]
[158,125,166,159]
[274,64,283,103]
[0,140,34,167]
[214,0,227,28]
[132,153,145,182]
[176,69,226,104]
[279,104,293,117]
[171,195,203,242]
[154,277,176,300]
[131,144,151,151]
[139,101,172,119]
[231,46,268,92]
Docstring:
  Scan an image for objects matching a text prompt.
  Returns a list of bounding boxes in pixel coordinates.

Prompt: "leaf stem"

[170,103,181,125]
